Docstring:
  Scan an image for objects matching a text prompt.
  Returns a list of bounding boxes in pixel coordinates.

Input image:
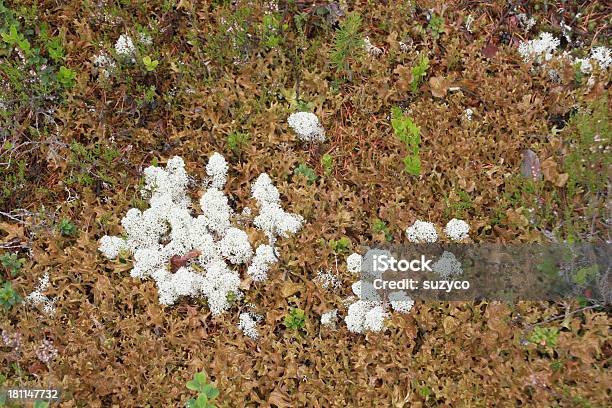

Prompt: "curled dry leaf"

[393,65,413,93]
[541,157,569,187]
[482,42,498,58]
[429,76,451,98]
[170,249,202,272]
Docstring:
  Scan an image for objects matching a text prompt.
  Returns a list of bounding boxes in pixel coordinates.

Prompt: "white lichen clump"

[92,52,117,79]
[205,152,228,189]
[405,220,438,243]
[287,112,326,143]
[98,154,303,318]
[320,309,338,328]
[345,301,386,333]
[364,37,382,56]
[518,32,560,64]
[577,46,612,73]
[238,312,260,340]
[518,32,610,79]
[251,173,304,245]
[388,290,415,314]
[590,46,611,69]
[114,34,136,62]
[315,269,341,290]
[432,251,463,279]
[346,252,362,274]
[25,272,56,316]
[444,218,470,241]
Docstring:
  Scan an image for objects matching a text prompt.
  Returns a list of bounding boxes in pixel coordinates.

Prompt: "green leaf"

[204,384,219,399]
[321,153,333,176]
[187,371,208,393]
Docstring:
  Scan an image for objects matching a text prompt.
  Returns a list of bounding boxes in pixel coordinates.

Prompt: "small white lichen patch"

[92,52,117,79]
[205,152,228,189]
[246,244,277,282]
[315,269,341,290]
[432,251,463,279]
[346,252,362,274]
[25,272,56,316]
[344,300,386,333]
[115,34,136,63]
[589,46,611,70]
[238,312,260,340]
[388,290,415,314]
[364,37,382,56]
[287,112,326,143]
[444,218,470,241]
[320,309,338,328]
[464,108,474,121]
[518,32,560,64]
[405,220,438,243]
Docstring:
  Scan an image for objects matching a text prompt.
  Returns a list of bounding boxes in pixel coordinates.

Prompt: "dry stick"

[533,304,605,327]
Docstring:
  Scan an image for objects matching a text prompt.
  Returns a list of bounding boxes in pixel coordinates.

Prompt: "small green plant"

[1,252,24,277]
[34,401,49,408]
[296,99,314,112]
[227,131,249,154]
[142,55,159,72]
[427,14,445,39]
[410,54,429,93]
[573,62,586,85]
[56,65,76,88]
[1,24,31,56]
[571,264,599,286]
[284,307,306,331]
[186,370,219,408]
[330,12,364,76]
[0,281,21,311]
[372,219,393,241]
[419,385,432,398]
[294,163,317,185]
[144,85,157,104]
[391,107,421,176]
[261,13,287,49]
[329,236,350,254]
[321,153,333,176]
[528,326,559,348]
[58,218,77,237]
[563,99,610,194]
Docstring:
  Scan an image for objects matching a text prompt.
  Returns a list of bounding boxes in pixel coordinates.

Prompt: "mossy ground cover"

[0,1,610,406]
